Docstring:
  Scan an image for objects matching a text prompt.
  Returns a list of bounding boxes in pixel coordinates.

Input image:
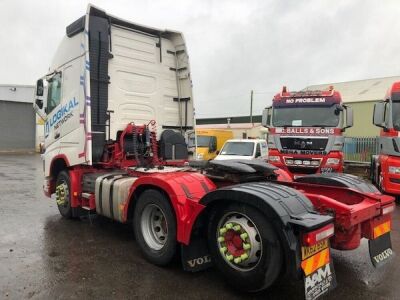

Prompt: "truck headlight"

[269,156,280,162]
[285,159,294,165]
[326,158,340,166]
[389,166,400,174]
[196,153,204,160]
[311,160,320,166]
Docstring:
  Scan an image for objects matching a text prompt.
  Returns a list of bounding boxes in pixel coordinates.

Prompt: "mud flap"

[301,241,336,300]
[181,236,212,272]
[369,232,394,267]
[304,262,336,300]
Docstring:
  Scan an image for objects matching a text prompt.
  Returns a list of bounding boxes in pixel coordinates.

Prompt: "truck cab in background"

[371,81,400,200]
[262,86,353,178]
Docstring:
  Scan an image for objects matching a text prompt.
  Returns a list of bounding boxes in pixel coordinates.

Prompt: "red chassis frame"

[281,180,394,250]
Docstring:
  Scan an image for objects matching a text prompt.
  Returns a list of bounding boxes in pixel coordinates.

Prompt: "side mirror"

[36,79,44,96]
[373,102,387,129]
[35,99,43,109]
[343,106,353,130]
[262,106,272,128]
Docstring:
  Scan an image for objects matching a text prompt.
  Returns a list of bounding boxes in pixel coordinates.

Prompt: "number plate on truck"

[369,231,394,268]
[301,239,328,260]
[301,240,336,300]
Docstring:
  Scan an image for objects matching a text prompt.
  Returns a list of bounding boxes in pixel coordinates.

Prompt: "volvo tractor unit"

[33,6,394,300]
[262,86,353,178]
[371,81,400,200]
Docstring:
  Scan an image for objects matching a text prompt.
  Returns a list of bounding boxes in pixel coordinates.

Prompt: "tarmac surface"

[0,154,399,300]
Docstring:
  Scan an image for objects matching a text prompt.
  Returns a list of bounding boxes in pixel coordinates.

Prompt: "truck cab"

[33,4,194,195]
[371,81,400,198]
[262,86,353,178]
[214,139,268,161]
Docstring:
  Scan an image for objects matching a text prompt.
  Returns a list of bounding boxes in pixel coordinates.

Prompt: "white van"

[214,139,268,161]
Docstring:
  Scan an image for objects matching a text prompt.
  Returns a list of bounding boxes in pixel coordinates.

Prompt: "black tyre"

[208,202,282,292]
[55,170,73,219]
[133,190,177,266]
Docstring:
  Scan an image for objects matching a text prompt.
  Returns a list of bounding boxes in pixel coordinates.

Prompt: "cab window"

[47,73,62,113]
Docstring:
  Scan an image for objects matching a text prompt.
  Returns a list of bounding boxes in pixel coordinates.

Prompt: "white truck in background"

[214,139,268,161]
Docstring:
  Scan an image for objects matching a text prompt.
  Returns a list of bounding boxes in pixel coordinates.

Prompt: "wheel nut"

[220,247,227,254]
[218,236,225,242]
[225,223,233,229]
[243,243,251,250]
[233,225,241,231]
[234,257,242,264]
[219,228,227,234]
[226,254,233,261]
[240,253,249,261]
[240,233,248,240]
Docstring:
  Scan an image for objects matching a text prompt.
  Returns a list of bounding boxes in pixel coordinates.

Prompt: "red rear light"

[302,223,334,246]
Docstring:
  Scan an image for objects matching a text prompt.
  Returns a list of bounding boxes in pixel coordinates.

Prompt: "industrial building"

[196,115,267,139]
[0,84,41,152]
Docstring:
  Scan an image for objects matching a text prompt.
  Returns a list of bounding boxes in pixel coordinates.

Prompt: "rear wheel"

[55,170,73,218]
[133,190,177,266]
[208,203,282,292]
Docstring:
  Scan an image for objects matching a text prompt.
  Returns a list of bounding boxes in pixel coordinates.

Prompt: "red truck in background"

[262,86,353,178]
[371,81,400,201]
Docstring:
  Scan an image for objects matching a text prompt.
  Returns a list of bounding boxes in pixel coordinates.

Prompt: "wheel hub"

[56,182,68,206]
[141,204,168,251]
[217,214,262,270]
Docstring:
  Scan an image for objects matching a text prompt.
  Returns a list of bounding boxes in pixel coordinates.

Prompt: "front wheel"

[133,190,177,266]
[208,203,282,292]
[55,170,73,218]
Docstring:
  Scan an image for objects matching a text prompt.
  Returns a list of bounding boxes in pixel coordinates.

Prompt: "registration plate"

[301,239,329,260]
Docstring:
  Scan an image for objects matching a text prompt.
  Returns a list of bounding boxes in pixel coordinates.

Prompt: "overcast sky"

[1,0,399,118]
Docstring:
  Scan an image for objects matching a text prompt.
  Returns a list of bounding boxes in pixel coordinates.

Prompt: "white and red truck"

[262,86,353,178]
[33,5,394,299]
[371,81,400,201]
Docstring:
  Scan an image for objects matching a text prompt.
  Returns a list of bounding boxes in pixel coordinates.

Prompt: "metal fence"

[343,137,379,163]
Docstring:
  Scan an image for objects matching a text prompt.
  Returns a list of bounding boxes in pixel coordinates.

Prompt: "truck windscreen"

[393,102,400,130]
[272,105,340,127]
[197,136,212,147]
[220,142,254,156]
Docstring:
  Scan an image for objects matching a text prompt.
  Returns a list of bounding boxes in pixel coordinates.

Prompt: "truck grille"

[288,166,318,175]
[280,137,328,151]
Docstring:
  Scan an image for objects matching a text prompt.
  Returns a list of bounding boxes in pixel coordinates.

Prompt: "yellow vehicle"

[190,129,234,160]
